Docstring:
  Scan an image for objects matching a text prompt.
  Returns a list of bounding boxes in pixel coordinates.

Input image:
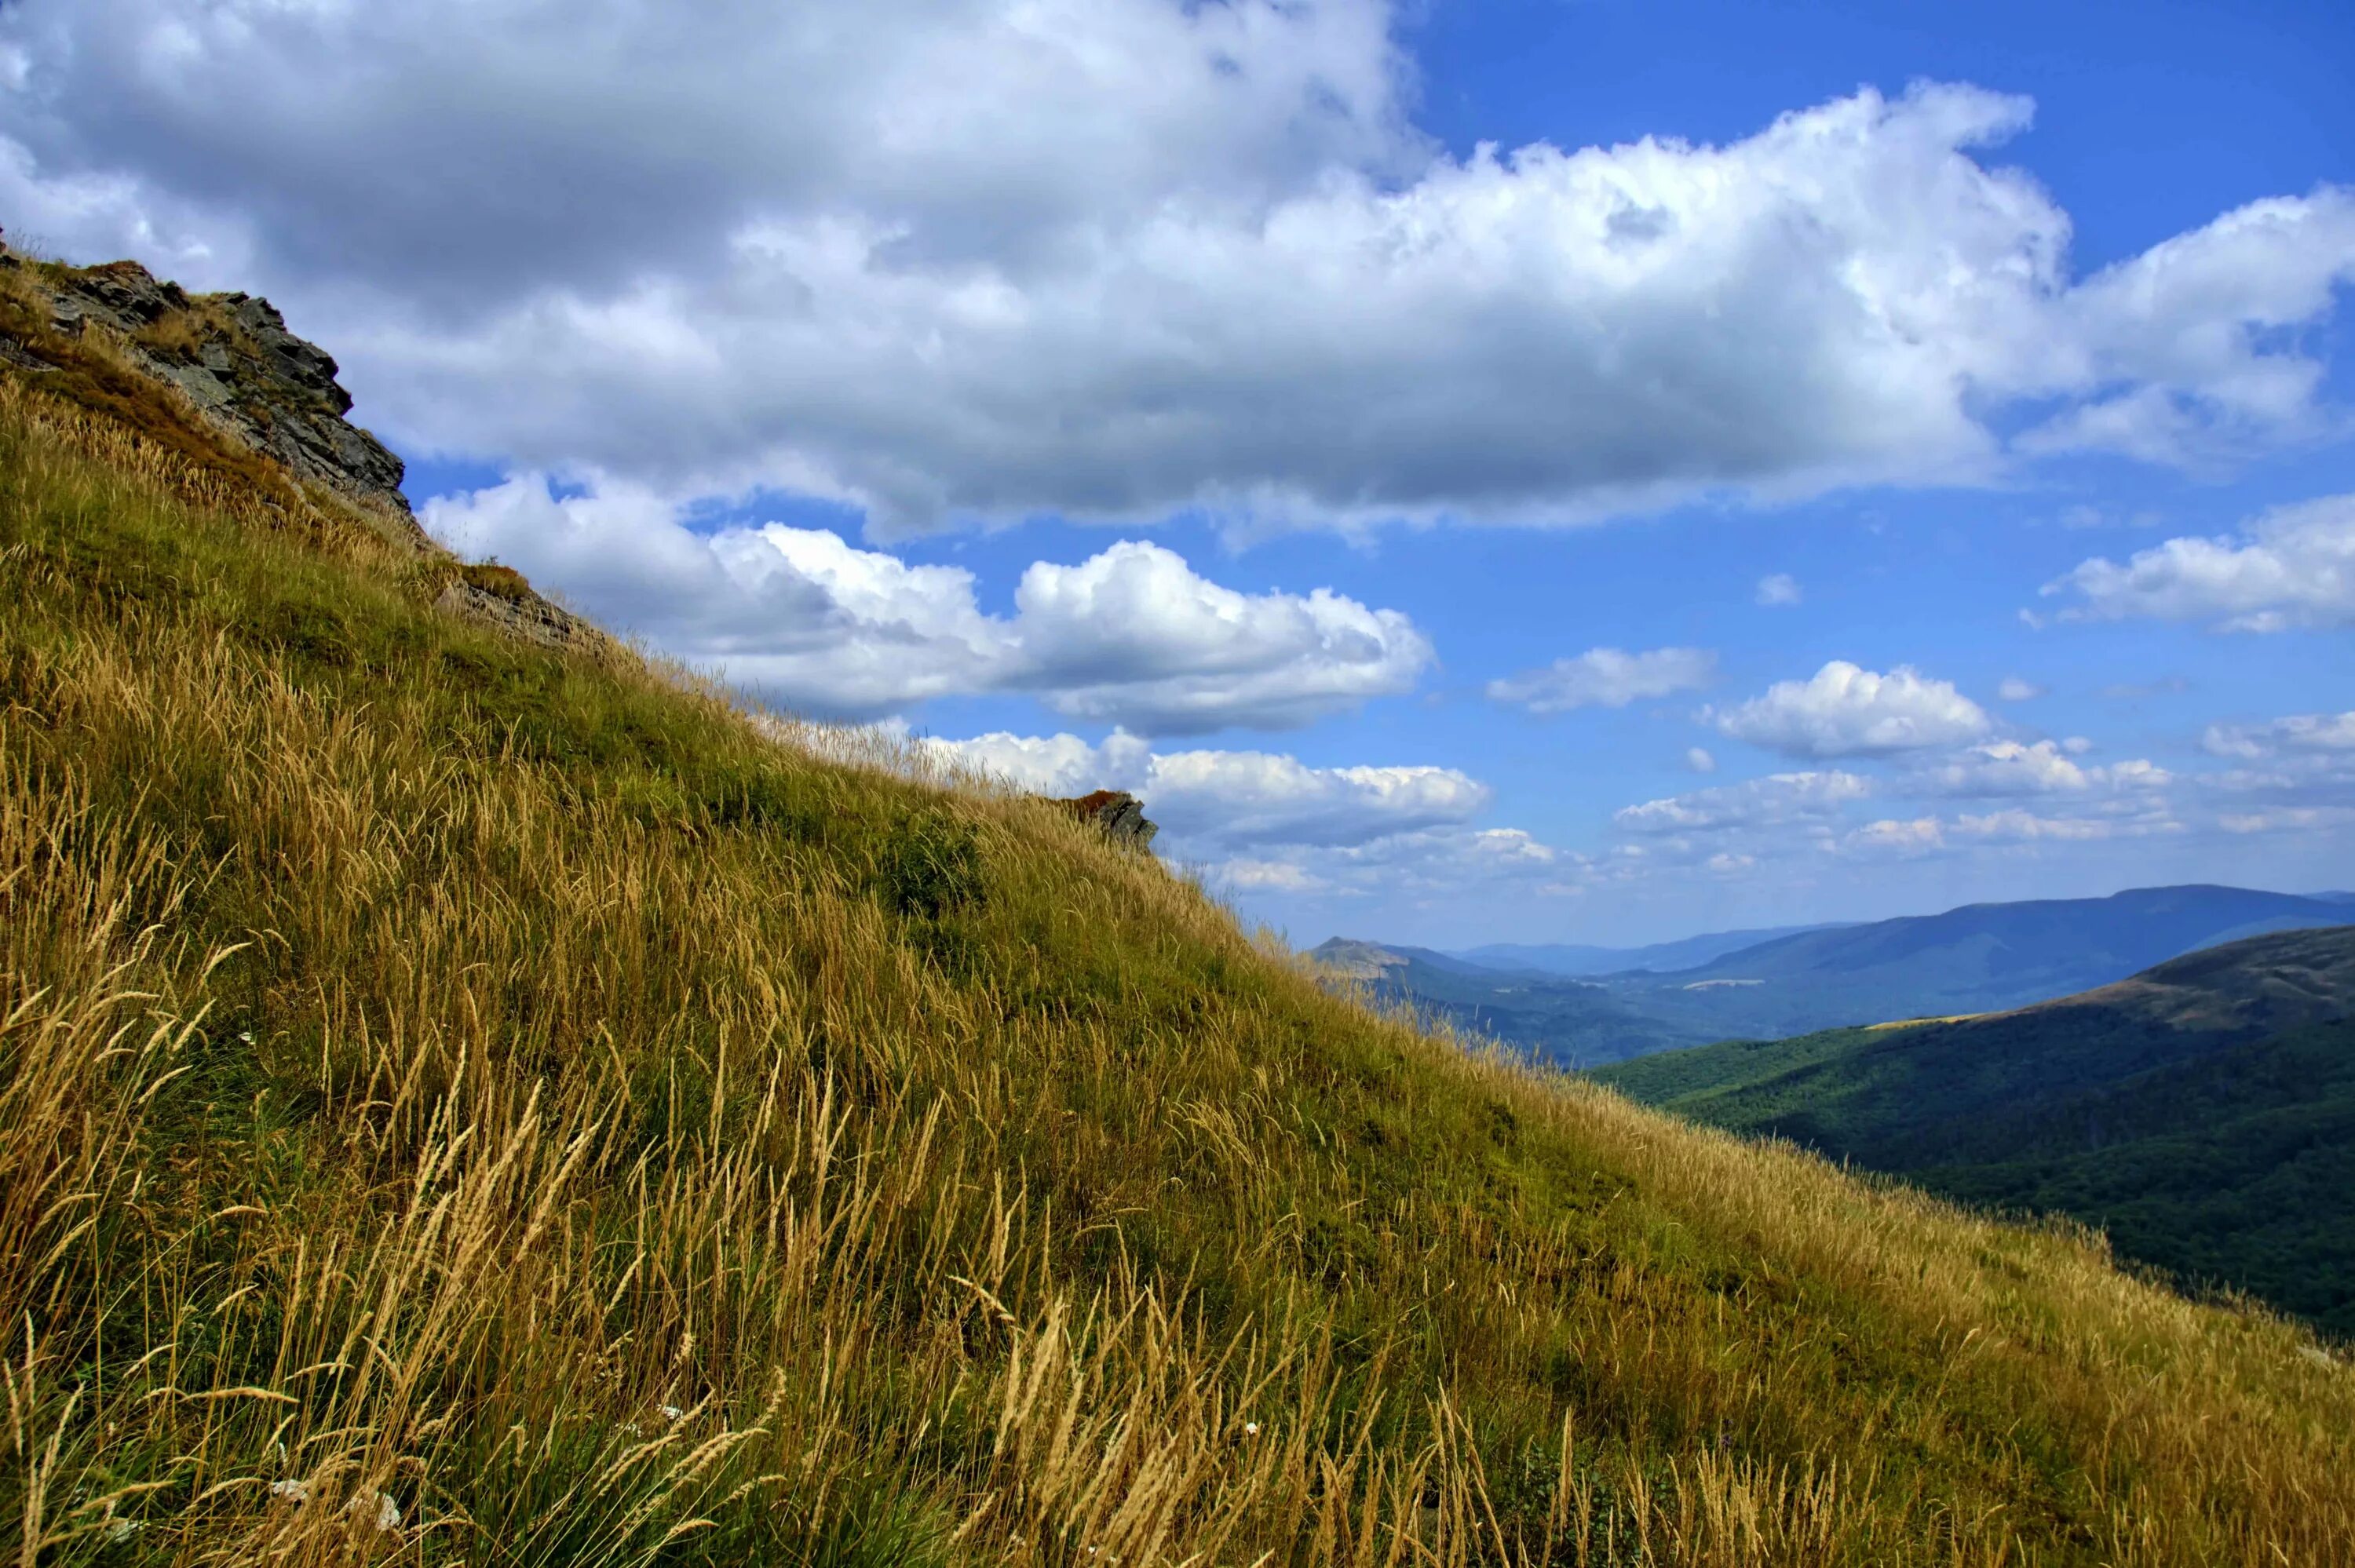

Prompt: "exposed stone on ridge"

[0,249,608,656]
[1054,789,1159,849]
[24,258,415,523]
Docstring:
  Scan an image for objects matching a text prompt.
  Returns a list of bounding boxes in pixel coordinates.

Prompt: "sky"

[3,0,2351,948]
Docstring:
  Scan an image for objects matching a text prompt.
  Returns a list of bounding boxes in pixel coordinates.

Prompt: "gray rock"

[433,578,608,655]
[5,251,608,662]
[1053,789,1159,849]
[30,259,414,522]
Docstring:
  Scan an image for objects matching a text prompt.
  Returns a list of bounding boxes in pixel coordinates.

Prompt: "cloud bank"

[1487,646,1716,713]
[4,2,2351,535]
[2043,493,2355,631]
[427,479,1430,729]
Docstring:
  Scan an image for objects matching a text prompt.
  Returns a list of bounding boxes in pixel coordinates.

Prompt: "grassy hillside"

[3,333,2355,1563]
[1596,928,2355,1333]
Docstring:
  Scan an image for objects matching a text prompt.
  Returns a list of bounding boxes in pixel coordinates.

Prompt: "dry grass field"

[2,353,2352,1565]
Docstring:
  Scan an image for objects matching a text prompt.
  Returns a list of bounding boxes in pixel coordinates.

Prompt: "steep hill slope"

[1597,927,2355,1331]
[4,255,2353,1564]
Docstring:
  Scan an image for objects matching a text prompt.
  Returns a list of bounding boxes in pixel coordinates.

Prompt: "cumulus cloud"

[2218,805,2355,836]
[1614,771,1871,834]
[1487,646,1716,713]
[1710,661,1992,758]
[1685,746,1718,773]
[1997,676,2045,701]
[2041,493,2355,631]
[4,2,2350,534]
[918,730,1488,848]
[1952,809,2143,842]
[1846,800,2185,854]
[1848,817,1945,854]
[2202,710,2355,758]
[1754,573,1803,607]
[425,478,1430,730]
[912,724,1584,906]
[1909,738,2170,797]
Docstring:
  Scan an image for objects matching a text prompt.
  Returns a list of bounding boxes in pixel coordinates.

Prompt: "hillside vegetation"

[1596,928,2355,1333]
[3,269,2355,1565]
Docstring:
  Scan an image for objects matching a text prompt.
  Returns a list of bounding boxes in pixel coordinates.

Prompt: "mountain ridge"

[1327,883,2355,1060]
[1596,924,2355,1330]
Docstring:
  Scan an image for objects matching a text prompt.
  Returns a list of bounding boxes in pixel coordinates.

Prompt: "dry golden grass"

[2,370,2353,1566]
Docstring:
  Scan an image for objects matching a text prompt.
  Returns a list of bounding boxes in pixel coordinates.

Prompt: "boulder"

[1053,789,1158,849]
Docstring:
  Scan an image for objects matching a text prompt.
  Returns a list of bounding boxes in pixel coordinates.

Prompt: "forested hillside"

[1597,927,2355,1332]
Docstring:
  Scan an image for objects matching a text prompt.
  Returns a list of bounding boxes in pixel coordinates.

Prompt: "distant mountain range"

[1316,884,2355,1066]
[1309,938,1713,1063]
[1455,923,1850,978]
[1594,925,2355,1333]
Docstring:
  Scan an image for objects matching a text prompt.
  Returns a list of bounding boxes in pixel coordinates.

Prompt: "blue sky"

[5,0,2350,946]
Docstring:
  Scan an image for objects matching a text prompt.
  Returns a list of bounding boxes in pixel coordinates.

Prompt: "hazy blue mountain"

[1453,923,1849,977]
[1349,884,2355,1064]
[1309,939,1713,1066]
[1594,925,2355,1332]
[1592,884,2352,1042]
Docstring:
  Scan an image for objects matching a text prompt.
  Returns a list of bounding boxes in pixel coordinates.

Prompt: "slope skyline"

[6,0,2349,945]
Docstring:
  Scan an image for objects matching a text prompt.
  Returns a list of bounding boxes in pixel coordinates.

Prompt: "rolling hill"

[1596,926,2355,1332]
[5,249,2353,1563]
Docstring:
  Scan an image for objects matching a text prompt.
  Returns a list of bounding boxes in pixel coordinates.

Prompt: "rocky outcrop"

[21,258,415,523]
[433,573,608,655]
[1054,789,1159,849]
[1,251,608,656]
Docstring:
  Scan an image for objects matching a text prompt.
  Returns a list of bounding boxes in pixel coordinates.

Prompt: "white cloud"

[1996,676,2045,701]
[425,478,1429,730]
[5,2,2350,534]
[1615,770,1872,834]
[1210,859,1331,895]
[1845,800,2186,853]
[1848,816,1945,853]
[1198,825,1583,910]
[1487,646,1716,713]
[1754,573,1803,607]
[2041,493,2355,631]
[1710,661,1992,758]
[1952,809,2130,842]
[2218,806,2355,836]
[919,723,1578,906]
[1909,738,2170,798]
[918,730,1489,848]
[1685,746,1718,773]
[2202,711,2355,759]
